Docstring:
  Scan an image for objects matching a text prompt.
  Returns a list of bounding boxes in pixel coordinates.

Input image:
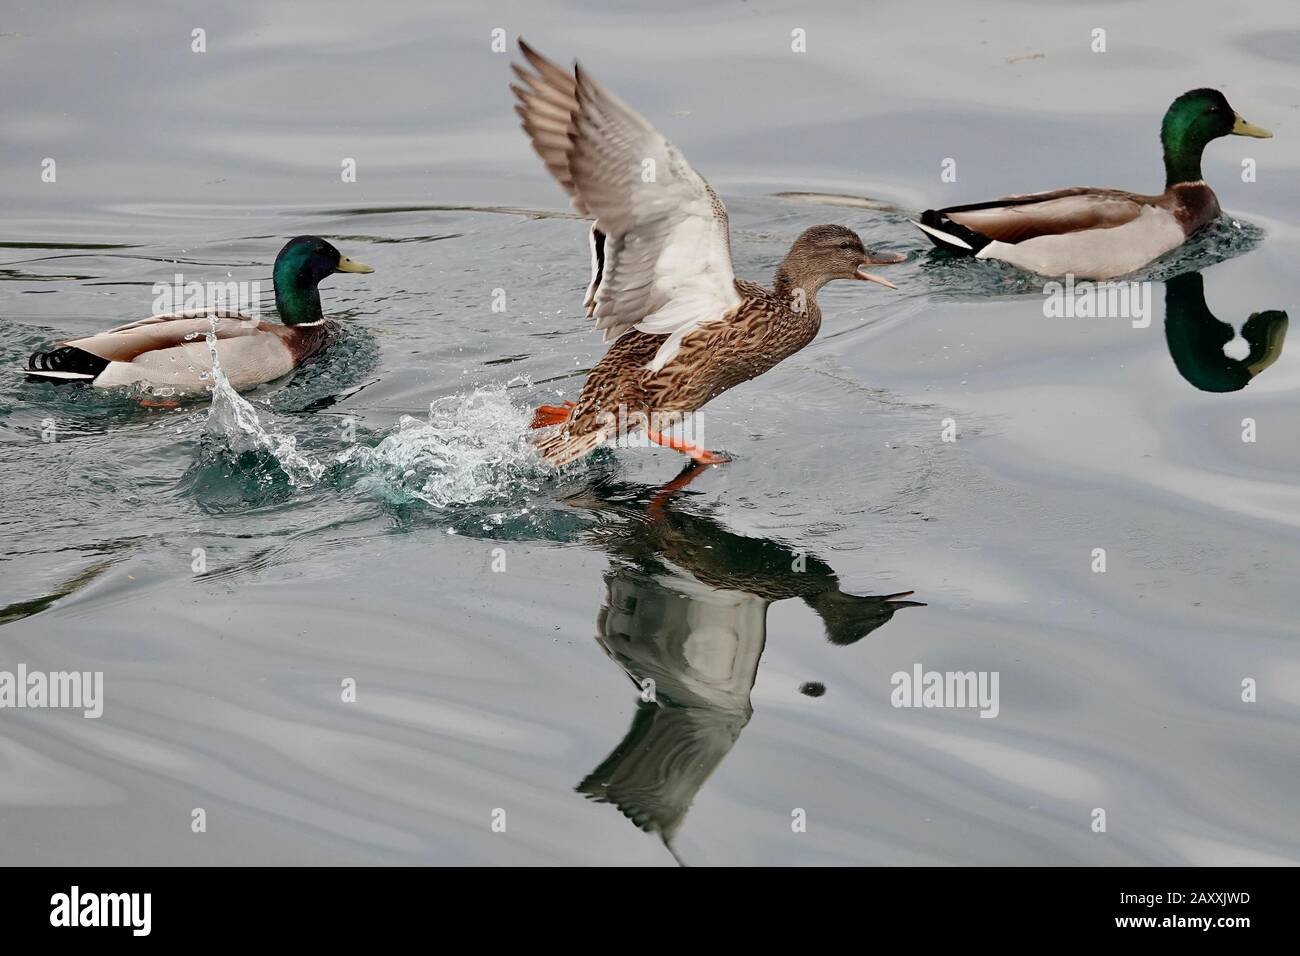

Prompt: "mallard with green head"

[911,89,1272,279]
[23,236,374,392]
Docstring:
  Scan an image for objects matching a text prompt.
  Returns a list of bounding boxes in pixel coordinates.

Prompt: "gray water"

[1,0,1298,865]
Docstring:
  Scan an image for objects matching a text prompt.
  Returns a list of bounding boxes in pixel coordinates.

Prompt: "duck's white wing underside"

[512,43,741,373]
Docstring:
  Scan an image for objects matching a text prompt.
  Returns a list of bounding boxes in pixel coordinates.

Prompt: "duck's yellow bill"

[1232,115,1273,138]
[1246,313,1288,376]
[337,256,375,274]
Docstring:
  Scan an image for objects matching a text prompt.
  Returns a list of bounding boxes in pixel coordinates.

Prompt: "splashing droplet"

[201,319,324,486]
[346,386,545,508]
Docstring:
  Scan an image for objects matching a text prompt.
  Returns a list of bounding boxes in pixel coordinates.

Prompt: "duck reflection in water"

[565,462,923,861]
[1164,270,1287,393]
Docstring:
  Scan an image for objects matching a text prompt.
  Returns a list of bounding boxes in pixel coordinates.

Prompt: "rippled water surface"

[2,0,1299,864]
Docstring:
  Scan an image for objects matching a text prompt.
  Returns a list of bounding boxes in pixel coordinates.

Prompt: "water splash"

[347,386,547,508]
[1143,216,1265,282]
[193,322,548,508]
[201,325,325,487]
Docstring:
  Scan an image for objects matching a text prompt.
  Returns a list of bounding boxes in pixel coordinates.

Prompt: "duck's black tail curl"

[912,210,993,256]
[24,345,107,382]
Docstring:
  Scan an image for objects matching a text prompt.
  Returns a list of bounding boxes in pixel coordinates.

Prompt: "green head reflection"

[1164,271,1287,393]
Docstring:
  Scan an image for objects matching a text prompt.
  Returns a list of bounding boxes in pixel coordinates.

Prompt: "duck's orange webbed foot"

[530,400,575,429]
[645,427,730,464]
[139,398,182,409]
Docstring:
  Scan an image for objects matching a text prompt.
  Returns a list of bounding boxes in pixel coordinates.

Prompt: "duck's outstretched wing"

[913,187,1150,252]
[511,40,741,373]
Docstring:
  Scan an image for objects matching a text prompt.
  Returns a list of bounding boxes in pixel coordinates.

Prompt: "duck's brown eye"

[839,241,850,249]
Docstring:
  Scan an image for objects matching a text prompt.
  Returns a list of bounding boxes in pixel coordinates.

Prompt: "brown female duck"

[511,42,902,466]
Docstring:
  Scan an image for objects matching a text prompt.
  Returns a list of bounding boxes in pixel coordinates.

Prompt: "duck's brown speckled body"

[511,41,901,466]
[558,277,826,454]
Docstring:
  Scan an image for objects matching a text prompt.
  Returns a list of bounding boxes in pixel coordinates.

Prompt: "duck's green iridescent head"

[1161,88,1272,187]
[272,236,374,326]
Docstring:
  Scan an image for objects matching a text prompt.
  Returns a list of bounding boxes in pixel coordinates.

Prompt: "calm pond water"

[1,0,1298,865]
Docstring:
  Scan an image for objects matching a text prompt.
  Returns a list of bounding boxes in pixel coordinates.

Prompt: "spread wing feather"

[512,41,741,373]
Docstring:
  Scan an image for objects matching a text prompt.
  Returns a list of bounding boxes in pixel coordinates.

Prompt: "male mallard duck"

[23,236,373,392]
[912,89,1272,279]
[511,41,902,467]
